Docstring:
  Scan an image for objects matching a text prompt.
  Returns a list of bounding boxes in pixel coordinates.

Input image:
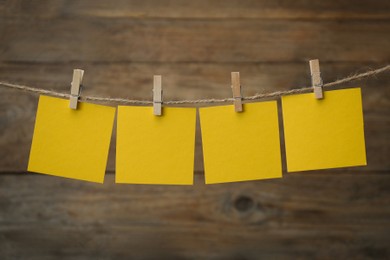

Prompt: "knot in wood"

[234,196,254,212]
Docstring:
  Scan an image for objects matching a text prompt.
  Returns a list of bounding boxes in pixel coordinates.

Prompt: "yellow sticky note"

[281,88,366,172]
[116,106,196,185]
[28,95,116,183]
[199,102,282,184]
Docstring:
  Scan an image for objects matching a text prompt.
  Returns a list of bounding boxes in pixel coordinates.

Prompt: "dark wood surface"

[0,0,389,259]
[0,172,389,260]
[0,171,390,259]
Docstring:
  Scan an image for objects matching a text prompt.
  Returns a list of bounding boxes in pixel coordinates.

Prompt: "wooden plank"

[2,0,390,19]
[1,18,390,63]
[1,62,389,172]
[1,2,388,259]
[0,172,389,259]
[1,62,389,102]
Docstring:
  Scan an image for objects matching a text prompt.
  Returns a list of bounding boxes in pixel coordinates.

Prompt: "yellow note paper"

[199,102,282,184]
[116,106,196,185]
[28,95,116,183]
[281,88,366,172]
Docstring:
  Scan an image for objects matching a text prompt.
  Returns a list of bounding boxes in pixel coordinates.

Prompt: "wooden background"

[1,1,390,259]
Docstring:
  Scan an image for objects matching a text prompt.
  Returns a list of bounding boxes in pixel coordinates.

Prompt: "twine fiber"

[0,65,388,106]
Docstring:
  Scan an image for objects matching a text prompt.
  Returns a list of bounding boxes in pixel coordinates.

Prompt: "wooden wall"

[1,1,390,259]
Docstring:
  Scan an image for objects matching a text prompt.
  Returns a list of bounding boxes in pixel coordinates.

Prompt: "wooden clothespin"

[69,69,84,109]
[153,75,162,116]
[309,59,324,99]
[231,72,243,112]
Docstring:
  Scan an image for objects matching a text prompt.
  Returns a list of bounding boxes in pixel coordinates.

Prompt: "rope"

[0,65,389,105]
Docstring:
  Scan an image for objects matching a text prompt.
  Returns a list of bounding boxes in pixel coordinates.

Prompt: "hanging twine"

[0,65,389,105]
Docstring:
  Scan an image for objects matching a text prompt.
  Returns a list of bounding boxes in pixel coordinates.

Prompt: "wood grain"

[1,0,389,258]
[1,18,390,63]
[1,62,389,103]
[2,0,390,19]
[0,172,389,259]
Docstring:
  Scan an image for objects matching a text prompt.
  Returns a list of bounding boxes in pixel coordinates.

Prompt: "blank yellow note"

[116,106,196,185]
[282,88,366,172]
[28,95,116,183]
[199,102,282,184]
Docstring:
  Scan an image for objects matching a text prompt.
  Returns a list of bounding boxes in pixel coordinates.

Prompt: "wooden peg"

[231,72,243,112]
[309,59,324,99]
[153,75,162,116]
[69,69,84,109]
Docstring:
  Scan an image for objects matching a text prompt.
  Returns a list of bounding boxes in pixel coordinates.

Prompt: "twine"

[0,65,389,106]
